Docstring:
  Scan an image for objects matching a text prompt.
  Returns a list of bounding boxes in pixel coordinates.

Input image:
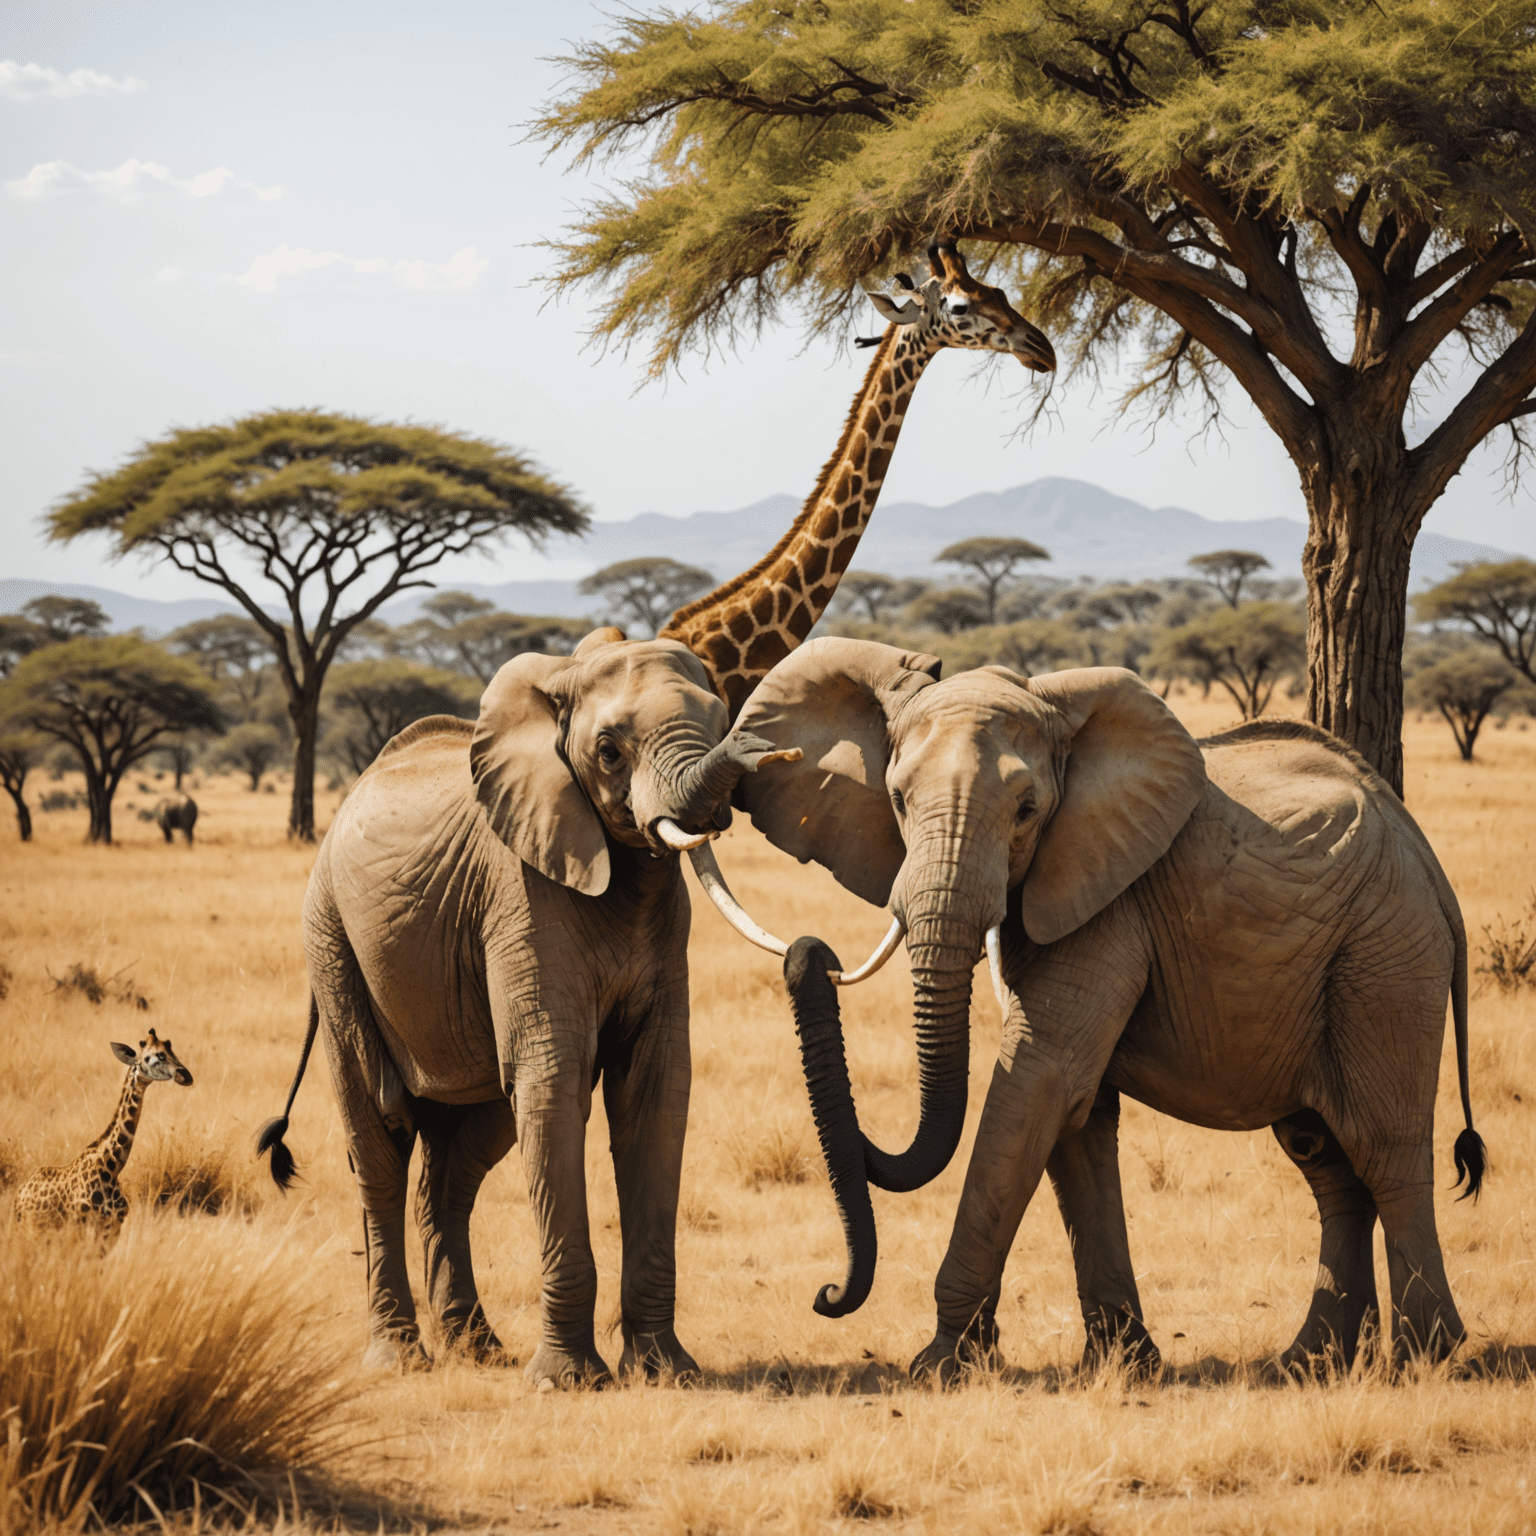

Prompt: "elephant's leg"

[1272,1111,1380,1372]
[314,933,426,1370]
[913,934,1143,1386]
[515,1061,611,1389]
[414,1097,517,1363]
[1046,1084,1159,1375]
[601,996,698,1382]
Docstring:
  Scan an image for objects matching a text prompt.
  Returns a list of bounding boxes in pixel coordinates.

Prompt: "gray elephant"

[155,792,197,843]
[708,637,1483,1378]
[258,630,798,1385]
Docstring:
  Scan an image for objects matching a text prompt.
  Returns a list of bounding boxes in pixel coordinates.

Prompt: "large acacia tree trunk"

[1299,429,1420,799]
[288,688,322,842]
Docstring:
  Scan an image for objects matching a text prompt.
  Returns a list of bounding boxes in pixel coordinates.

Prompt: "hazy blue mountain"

[7,478,1522,632]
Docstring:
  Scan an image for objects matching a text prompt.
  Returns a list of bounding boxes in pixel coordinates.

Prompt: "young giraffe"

[661,239,1055,718]
[13,1028,194,1235]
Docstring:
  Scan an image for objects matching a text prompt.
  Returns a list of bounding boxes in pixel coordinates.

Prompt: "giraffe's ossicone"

[662,238,1056,718]
[13,1029,194,1237]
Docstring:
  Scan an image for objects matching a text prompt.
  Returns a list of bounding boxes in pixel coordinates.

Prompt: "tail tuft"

[256,1115,298,1191]
[1452,1127,1487,1203]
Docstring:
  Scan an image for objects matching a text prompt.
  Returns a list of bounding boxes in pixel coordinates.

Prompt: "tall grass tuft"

[126,1128,265,1218]
[0,1218,356,1530]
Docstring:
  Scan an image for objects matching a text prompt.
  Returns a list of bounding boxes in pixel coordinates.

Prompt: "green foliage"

[0,635,225,842]
[20,596,109,642]
[833,570,929,623]
[906,584,991,634]
[1146,600,1306,718]
[1403,635,1529,760]
[0,614,48,678]
[215,720,288,790]
[1188,549,1272,608]
[1414,559,1536,683]
[323,658,479,776]
[936,535,1051,623]
[579,556,715,635]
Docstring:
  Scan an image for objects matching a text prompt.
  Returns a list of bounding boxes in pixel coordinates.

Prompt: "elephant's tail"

[256,992,319,1191]
[1449,904,1486,1203]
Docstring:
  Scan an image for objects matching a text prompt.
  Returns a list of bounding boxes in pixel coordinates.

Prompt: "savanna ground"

[2,691,1534,1534]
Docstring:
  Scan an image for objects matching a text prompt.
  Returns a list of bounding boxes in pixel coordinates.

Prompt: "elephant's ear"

[471,652,610,896]
[735,637,940,906]
[1019,668,1207,945]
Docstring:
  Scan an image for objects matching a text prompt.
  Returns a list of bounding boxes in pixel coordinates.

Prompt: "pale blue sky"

[3,0,1530,603]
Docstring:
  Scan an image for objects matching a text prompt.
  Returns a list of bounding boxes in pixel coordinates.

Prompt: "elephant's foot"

[910,1313,1001,1388]
[525,1340,613,1391]
[619,1325,699,1384]
[1081,1307,1161,1380]
[362,1328,432,1374]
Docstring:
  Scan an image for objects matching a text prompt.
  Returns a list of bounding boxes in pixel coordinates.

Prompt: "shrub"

[729,1126,817,1189]
[0,1221,356,1528]
[1477,893,1536,993]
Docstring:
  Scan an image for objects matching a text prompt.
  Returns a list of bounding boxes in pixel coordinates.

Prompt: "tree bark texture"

[1299,434,1419,798]
[288,690,321,841]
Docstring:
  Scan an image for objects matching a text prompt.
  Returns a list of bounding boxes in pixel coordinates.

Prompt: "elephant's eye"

[890,789,906,818]
[596,736,623,770]
[1015,794,1036,824]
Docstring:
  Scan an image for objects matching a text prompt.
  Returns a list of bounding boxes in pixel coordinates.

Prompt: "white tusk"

[829,917,905,986]
[985,924,1006,1010]
[687,842,789,956]
[655,817,712,852]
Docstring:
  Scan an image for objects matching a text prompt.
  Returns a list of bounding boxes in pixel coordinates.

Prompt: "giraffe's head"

[110,1029,194,1086]
[866,238,1055,372]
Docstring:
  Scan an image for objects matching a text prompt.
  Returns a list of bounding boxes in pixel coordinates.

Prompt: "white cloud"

[0,60,148,100]
[232,243,489,293]
[4,159,285,201]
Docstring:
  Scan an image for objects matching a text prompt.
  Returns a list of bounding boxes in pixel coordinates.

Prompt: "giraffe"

[660,238,1056,718]
[13,1029,194,1235]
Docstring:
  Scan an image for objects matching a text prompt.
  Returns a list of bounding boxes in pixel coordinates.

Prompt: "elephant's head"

[727,636,1207,1200]
[471,627,798,895]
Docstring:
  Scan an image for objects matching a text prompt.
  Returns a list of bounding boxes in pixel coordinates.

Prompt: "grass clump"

[128,1129,264,1218]
[1477,892,1536,992]
[729,1126,817,1189]
[0,1220,356,1530]
[46,963,149,1010]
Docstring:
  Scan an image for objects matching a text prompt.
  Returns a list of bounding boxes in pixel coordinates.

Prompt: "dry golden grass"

[1,701,1534,1533]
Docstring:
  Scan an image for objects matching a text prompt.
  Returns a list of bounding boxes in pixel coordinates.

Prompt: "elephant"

[155,792,197,843]
[256,628,800,1385]
[708,636,1484,1379]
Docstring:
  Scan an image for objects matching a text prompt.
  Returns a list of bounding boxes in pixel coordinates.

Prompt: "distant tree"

[1078,583,1166,626]
[48,409,585,840]
[935,537,1051,625]
[907,585,990,635]
[0,615,48,678]
[157,736,198,790]
[0,724,43,841]
[578,557,714,636]
[215,720,288,791]
[1149,603,1307,720]
[994,619,1088,677]
[836,571,928,624]
[420,589,495,628]
[21,595,111,642]
[1404,639,1525,761]
[168,615,275,718]
[448,612,587,682]
[0,635,225,842]
[1415,560,1536,684]
[998,578,1072,624]
[1188,551,1273,610]
[324,659,479,776]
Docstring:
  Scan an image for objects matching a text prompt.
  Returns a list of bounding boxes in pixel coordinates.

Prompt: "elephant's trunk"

[642,728,800,842]
[784,935,877,1318]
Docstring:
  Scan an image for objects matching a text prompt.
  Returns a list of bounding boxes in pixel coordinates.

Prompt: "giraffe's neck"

[661,323,941,716]
[89,1067,148,1180]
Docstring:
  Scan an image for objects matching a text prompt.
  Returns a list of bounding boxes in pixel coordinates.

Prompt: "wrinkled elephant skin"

[731,638,1483,1379]
[286,636,783,1386]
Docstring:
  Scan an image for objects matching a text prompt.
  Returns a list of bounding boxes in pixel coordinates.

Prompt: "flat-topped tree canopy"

[536,0,1536,790]
[48,408,587,839]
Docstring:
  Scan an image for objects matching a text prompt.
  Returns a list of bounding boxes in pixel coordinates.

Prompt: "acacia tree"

[324,659,479,776]
[1415,559,1536,684]
[0,636,225,842]
[49,410,586,839]
[538,0,1536,793]
[578,556,714,635]
[936,536,1052,623]
[0,725,42,841]
[1188,549,1272,609]
[1404,641,1524,761]
[1148,600,1307,719]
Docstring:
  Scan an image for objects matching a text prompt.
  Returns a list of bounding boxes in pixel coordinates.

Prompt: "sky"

[3,0,1533,604]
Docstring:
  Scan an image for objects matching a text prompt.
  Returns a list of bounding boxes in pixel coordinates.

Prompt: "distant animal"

[155,793,198,844]
[13,1030,194,1235]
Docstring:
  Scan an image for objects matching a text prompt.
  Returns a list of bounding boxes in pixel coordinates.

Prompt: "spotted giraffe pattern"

[13,1029,193,1235]
[661,243,1056,719]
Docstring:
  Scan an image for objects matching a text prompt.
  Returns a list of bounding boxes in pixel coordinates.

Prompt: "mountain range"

[4,476,1522,634]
